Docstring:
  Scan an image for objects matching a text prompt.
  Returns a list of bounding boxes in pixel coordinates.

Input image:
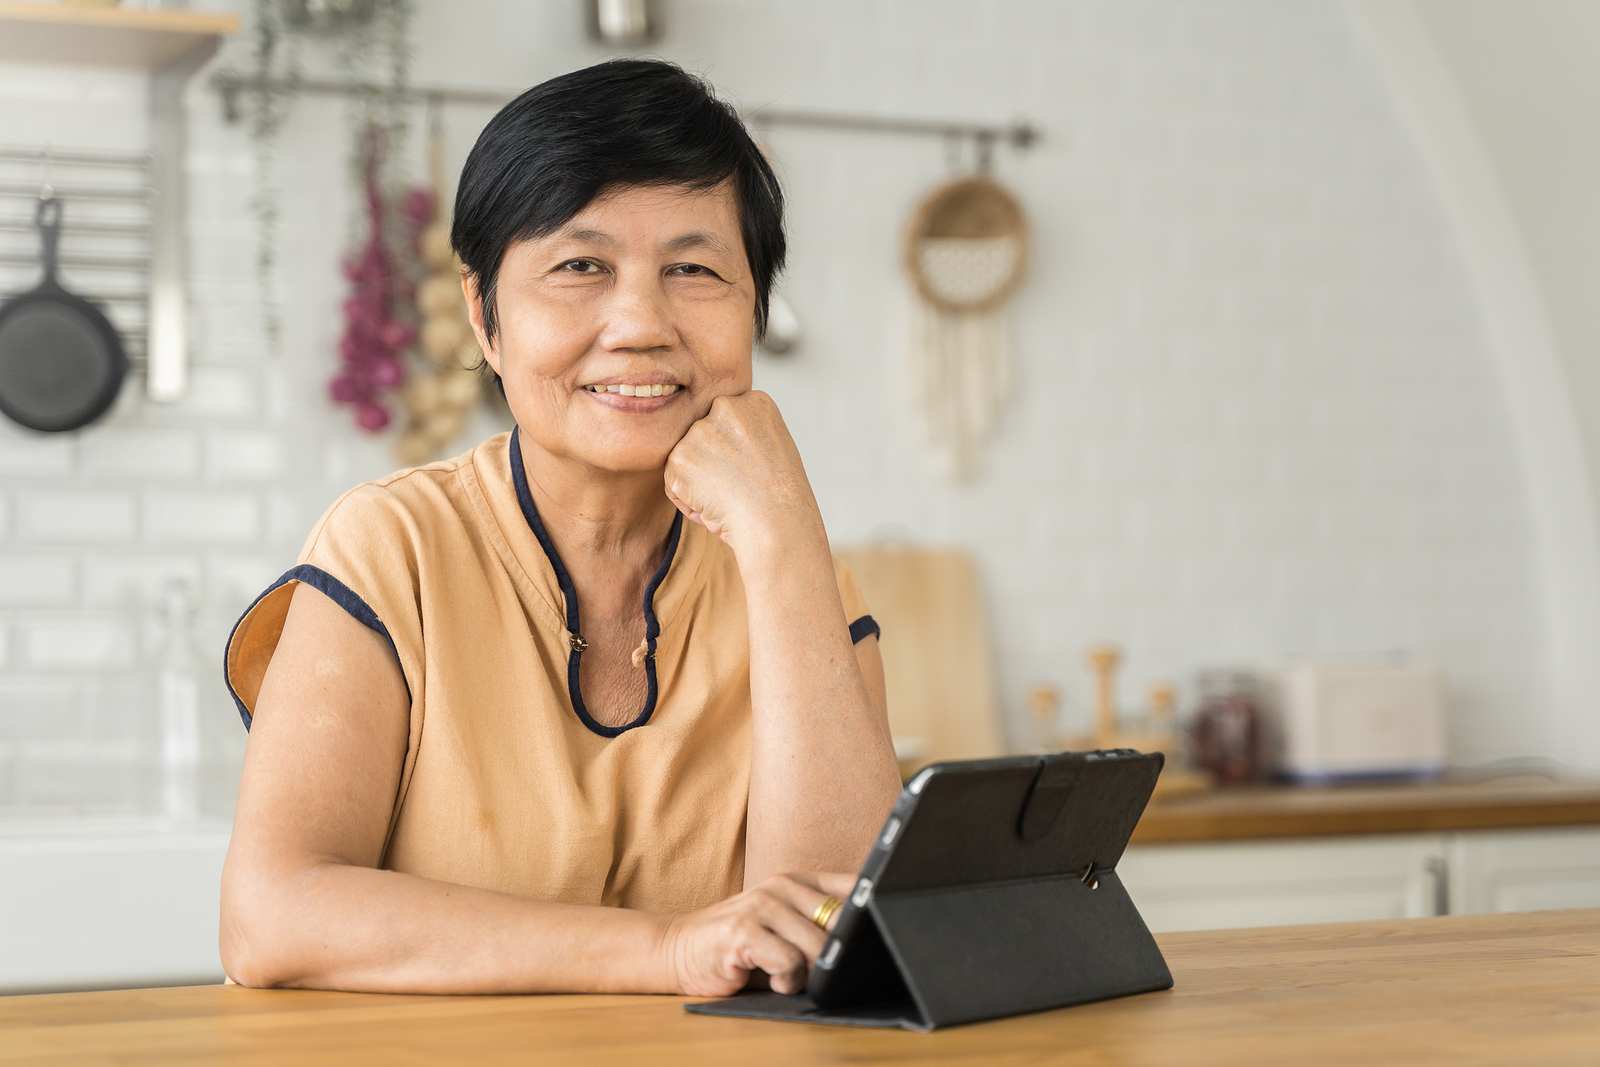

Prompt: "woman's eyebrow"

[662,231,734,256]
[552,227,613,246]
[545,229,732,257]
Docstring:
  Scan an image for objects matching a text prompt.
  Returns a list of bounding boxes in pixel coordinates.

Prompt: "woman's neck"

[517,436,679,619]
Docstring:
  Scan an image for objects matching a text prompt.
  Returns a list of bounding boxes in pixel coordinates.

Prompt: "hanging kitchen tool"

[905,170,1028,478]
[0,196,128,433]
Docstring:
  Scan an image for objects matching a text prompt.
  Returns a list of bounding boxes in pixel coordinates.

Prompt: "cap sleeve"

[832,554,880,644]
[223,483,422,729]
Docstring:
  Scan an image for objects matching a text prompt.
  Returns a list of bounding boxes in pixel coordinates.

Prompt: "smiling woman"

[218,60,902,998]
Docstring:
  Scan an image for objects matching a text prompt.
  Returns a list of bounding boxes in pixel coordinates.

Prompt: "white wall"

[1414,1,1600,504]
[0,0,1574,824]
[1407,0,1600,764]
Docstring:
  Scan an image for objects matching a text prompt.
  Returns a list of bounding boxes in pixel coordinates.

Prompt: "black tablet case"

[685,750,1172,1031]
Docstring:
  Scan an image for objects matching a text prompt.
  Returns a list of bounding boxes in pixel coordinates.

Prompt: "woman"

[220,59,902,997]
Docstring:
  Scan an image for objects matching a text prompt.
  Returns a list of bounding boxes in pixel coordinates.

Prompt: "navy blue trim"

[849,614,880,645]
[509,426,682,738]
[223,563,406,732]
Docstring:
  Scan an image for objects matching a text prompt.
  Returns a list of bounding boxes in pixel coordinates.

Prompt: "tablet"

[686,749,1172,1031]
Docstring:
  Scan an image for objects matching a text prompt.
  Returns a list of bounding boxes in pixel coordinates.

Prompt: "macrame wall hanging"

[904,170,1029,479]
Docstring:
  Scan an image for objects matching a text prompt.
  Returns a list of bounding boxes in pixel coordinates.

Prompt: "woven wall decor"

[904,172,1029,478]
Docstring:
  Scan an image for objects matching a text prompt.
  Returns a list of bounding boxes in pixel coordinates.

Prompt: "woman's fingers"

[665,872,858,996]
[812,871,859,904]
[777,871,859,932]
[663,392,821,554]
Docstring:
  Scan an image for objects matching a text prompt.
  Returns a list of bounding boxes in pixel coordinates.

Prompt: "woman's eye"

[561,259,604,274]
[670,263,720,279]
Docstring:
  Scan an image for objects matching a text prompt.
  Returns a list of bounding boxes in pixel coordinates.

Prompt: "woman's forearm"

[738,523,902,886]
[659,390,902,883]
[221,857,669,994]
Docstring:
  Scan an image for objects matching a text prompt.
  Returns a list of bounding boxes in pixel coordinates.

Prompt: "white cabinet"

[1120,833,1447,932]
[1451,827,1600,916]
[0,821,231,994]
[1121,826,1600,933]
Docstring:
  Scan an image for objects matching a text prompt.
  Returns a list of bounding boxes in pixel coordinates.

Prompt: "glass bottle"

[156,578,202,822]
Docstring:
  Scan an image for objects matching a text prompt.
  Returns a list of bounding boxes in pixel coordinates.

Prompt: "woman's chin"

[576,443,677,477]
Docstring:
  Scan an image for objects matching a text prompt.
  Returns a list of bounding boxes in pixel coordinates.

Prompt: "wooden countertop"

[1131,775,1600,843]
[3,909,1595,1066]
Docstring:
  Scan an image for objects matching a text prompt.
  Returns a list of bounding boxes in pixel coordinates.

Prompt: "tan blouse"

[224,429,876,915]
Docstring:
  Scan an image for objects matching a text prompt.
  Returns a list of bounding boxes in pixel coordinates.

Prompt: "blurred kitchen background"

[2,0,1598,992]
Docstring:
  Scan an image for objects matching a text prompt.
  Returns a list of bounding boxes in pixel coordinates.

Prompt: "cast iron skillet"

[0,197,128,433]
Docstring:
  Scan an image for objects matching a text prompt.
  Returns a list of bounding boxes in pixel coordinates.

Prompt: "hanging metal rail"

[745,107,1036,150]
[207,68,1039,152]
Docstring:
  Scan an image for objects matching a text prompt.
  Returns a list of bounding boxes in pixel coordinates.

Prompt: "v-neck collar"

[508,427,683,738]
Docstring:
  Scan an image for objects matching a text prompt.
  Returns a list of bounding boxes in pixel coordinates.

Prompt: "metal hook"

[38,144,54,201]
[975,130,996,172]
[943,130,964,173]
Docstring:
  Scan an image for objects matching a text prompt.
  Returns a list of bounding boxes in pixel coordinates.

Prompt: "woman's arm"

[221,582,849,994]
[665,392,904,886]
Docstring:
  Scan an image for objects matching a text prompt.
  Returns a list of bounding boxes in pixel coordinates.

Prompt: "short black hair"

[452,58,785,349]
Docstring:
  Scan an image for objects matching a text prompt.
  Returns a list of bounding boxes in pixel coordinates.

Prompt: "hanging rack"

[206,68,1039,153]
[0,147,154,169]
[209,69,510,122]
[747,108,1036,151]
[0,143,154,354]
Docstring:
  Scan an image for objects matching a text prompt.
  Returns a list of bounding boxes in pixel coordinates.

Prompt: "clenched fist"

[663,391,827,563]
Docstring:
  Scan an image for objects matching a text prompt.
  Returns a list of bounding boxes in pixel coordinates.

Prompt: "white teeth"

[588,383,680,397]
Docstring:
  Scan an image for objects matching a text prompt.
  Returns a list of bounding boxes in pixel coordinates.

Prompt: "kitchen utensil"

[0,197,128,433]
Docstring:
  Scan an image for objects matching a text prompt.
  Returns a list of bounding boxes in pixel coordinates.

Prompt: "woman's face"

[468,181,756,475]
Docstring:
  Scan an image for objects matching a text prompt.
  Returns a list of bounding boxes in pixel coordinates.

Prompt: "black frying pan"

[0,197,128,433]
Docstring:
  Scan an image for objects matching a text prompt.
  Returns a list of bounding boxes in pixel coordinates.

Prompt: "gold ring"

[811,895,843,930]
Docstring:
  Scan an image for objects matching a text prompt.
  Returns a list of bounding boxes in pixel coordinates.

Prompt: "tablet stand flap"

[871,868,1172,1030]
[683,991,924,1030]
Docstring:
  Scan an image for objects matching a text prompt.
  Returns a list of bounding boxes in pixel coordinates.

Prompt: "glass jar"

[1192,670,1262,785]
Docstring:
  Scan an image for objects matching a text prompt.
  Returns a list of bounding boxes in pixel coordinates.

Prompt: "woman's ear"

[461,270,502,375]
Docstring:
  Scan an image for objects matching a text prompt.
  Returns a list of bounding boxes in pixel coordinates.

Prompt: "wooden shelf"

[1131,776,1600,843]
[0,2,239,69]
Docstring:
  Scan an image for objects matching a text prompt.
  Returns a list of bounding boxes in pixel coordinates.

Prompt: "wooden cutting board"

[835,544,1004,773]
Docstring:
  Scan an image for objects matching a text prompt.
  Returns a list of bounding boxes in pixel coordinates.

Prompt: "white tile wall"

[0,0,1568,821]
[81,428,201,482]
[23,617,136,672]
[17,491,138,544]
[0,556,76,608]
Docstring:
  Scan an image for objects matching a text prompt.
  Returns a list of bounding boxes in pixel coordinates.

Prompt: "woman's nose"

[600,275,677,352]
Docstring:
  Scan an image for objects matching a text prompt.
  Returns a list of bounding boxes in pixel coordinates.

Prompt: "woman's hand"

[663,391,825,563]
[660,872,856,997]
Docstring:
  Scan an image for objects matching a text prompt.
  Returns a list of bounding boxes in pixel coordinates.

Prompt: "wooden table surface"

[4,909,1596,1066]
[1132,775,1600,843]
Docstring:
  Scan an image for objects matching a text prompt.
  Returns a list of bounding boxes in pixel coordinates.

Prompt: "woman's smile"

[581,381,684,399]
